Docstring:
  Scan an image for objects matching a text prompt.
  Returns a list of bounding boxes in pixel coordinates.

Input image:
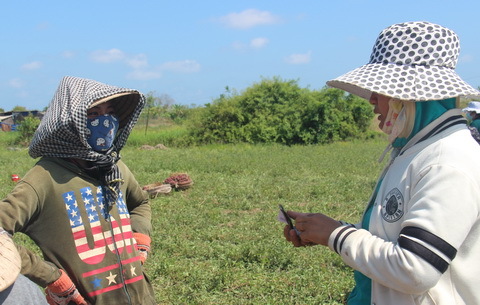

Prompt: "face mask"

[86,114,119,152]
[381,99,403,135]
[381,99,417,144]
[466,112,473,122]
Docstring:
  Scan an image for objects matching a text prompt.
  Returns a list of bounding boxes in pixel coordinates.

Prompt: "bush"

[300,88,374,144]
[187,77,374,145]
[15,115,40,145]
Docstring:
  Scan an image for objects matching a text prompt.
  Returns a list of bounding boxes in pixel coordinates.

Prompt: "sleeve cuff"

[328,224,357,254]
[133,232,151,250]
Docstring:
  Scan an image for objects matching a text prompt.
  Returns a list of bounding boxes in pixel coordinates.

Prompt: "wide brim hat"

[462,101,480,113]
[0,231,21,292]
[327,21,480,101]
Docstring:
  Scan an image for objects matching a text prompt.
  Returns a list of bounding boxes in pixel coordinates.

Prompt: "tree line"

[9,77,377,146]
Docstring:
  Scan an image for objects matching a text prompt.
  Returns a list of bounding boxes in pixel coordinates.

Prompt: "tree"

[186,77,374,145]
[159,94,175,108]
[15,115,41,145]
[168,104,190,123]
[12,106,27,111]
[143,92,160,134]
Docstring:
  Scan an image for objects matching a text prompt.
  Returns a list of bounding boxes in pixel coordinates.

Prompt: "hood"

[29,76,145,160]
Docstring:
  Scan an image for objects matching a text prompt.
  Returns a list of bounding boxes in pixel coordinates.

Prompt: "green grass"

[127,124,190,147]
[0,132,388,304]
[128,141,387,304]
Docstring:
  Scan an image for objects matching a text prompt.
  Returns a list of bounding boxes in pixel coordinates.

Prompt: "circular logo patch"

[381,188,404,223]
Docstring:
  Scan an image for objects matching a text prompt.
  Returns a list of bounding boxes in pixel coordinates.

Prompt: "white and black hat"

[327,21,480,101]
[462,101,480,114]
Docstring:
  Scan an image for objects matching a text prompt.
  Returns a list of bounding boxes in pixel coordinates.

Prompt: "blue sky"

[2,0,480,111]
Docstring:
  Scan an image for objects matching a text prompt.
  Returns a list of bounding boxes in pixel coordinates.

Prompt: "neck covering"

[29,76,145,204]
[379,98,457,162]
[392,98,456,147]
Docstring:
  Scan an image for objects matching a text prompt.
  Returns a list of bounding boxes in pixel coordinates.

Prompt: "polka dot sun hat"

[327,21,480,101]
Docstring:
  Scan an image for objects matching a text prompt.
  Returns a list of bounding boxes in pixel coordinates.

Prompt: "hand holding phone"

[278,204,301,236]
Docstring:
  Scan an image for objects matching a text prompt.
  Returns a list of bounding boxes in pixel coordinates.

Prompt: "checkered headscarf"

[29,76,145,203]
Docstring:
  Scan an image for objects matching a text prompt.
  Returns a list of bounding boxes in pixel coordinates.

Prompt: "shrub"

[300,88,374,143]
[187,77,374,145]
[15,115,40,145]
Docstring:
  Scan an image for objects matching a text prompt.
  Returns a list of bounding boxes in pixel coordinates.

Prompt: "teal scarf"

[392,98,456,148]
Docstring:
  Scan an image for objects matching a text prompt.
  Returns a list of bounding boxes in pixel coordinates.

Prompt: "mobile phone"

[279,205,301,236]
[279,204,295,229]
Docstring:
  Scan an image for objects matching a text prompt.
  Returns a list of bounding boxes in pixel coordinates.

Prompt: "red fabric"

[133,232,151,264]
[45,270,87,305]
[133,232,151,250]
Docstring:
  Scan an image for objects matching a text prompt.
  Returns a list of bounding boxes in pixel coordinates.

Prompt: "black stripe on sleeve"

[400,226,457,260]
[338,229,356,253]
[398,236,449,273]
[332,225,355,254]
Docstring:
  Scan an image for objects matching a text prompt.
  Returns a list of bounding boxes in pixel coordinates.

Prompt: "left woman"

[0,76,155,305]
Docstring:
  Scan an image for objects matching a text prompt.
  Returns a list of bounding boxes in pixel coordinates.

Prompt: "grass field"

[0,131,388,304]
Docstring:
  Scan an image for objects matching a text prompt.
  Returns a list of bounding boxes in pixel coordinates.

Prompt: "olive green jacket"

[0,157,155,305]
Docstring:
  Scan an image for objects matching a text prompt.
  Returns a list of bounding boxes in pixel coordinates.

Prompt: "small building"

[0,110,44,131]
[0,114,15,131]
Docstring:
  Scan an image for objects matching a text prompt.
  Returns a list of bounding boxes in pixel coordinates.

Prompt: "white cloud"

[219,9,281,29]
[21,61,42,71]
[160,60,201,73]
[8,78,25,88]
[90,49,200,79]
[127,58,201,80]
[91,49,156,79]
[126,54,149,69]
[127,70,162,80]
[250,37,269,49]
[62,51,75,59]
[284,51,312,64]
[90,49,125,63]
[231,37,269,51]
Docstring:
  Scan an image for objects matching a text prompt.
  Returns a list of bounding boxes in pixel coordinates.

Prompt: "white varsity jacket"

[328,109,480,305]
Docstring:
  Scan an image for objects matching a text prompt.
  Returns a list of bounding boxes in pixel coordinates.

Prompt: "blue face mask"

[86,114,119,152]
[466,112,473,122]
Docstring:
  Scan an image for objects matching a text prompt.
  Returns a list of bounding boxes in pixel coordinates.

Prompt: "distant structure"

[0,110,44,131]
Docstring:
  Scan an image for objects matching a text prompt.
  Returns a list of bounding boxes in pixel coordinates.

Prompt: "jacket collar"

[399,109,467,156]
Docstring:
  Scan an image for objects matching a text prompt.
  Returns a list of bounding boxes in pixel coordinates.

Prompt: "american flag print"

[63,186,144,297]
